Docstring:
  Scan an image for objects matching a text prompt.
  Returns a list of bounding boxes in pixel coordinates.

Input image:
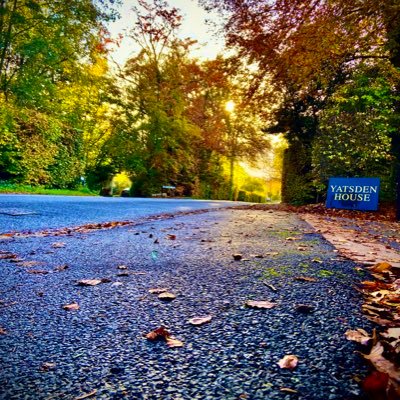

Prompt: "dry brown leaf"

[54,265,68,272]
[278,355,298,369]
[370,290,393,299]
[74,389,98,400]
[0,253,17,260]
[27,270,49,275]
[166,337,184,348]
[0,327,7,335]
[280,388,298,394]
[17,261,43,267]
[382,327,400,349]
[366,315,398,327]
[188,316,212,326]
[245,300,277,309]
[370,262,393,273]
[361,281,392,290]
[382,327,400,341]
[40,362,56,371]
[63,303,80,311]
[77,279,102,286]
[295,276,317,282]
[148,288,169,294]
[158,292,176,301]
[166,234,176,240]
[265,252,279,256]
[297,246,308,251]
[345,329,371,345]
[52,242,66,248]
[363,342,400,381]
[145,326,170,341]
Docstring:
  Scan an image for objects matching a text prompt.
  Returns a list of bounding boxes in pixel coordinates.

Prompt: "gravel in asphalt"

[0,209,373,400]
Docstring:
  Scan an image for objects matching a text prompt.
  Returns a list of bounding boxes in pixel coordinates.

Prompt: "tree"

[313,65,396,200]
[0,0,118,188]
[199,0,400,206]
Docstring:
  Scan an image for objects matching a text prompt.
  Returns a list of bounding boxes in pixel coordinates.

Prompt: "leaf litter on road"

[145,326,184,348]
[158,292,176,301]
[278,355,299,369]
[188,316,212,326]
[148,288,169,294]
[245,300,277,309]
[63,303,80,311]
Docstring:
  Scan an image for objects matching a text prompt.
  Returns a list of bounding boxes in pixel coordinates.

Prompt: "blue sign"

[326,177,380,211]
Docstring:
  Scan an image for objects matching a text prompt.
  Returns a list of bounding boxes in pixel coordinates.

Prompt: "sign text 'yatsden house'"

[326,177,380,211]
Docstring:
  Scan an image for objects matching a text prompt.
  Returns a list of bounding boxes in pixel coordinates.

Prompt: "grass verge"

[0,183,97,196]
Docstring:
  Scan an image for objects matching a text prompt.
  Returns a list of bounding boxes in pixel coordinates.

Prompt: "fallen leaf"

[27,270,49,275]
[297,246,308,251]
[363,342,400,380]
[188,316,212,326]
[158,292,176,301]
[295,276,317,282]
[166,234,176,240]
[166,337,184,348]
[63,303,80,311]
[77,279,102,286]
[17,261,43,267]
[382,327,400,341]
[40,362,56,371]
[233,254,243,261]
[0,253,17,260]
[366,315,398,327]
[145,326,170,341]
[345,329,372,345]
[149,288,169,294]
[362,371,389,393]
[0,327,7,335]
[278,355,298,369]
[245,300,277,309]
[54,265,68,272]
[369,262,393,273]
[74,389,98,400]
[52,242,66,248]
[280,388,298,394]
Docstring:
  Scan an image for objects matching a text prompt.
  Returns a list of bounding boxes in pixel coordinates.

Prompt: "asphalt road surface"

[0,206,370,399]
[0,195,239,233]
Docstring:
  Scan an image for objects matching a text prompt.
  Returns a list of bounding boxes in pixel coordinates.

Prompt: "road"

[0,195,372,399]
[0,195,239,233]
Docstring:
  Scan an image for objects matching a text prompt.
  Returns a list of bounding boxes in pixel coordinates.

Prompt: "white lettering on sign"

[330,185,378,201]
[334,193,371,201]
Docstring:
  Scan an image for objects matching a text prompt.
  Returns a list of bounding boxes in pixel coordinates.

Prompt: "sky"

[107,0,225,66]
